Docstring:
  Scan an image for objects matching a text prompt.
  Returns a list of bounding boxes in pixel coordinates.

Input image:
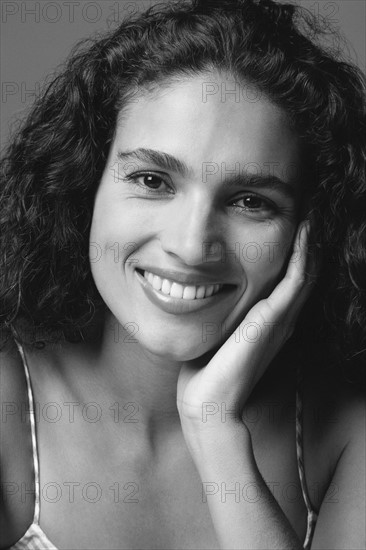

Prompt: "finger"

[290,220,319,284]
[202,221,316,401]
[264,220,312,315]
[243,221,315,351]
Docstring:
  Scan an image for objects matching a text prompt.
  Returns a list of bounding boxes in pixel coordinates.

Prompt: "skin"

[89,71,302,370]
[1,72,365,550]
[86,72,311,547]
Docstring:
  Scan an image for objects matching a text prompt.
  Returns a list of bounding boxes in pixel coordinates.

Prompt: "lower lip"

[135,270,236,315]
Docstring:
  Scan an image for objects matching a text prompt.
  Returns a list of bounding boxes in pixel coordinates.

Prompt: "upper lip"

[136,266,236,287]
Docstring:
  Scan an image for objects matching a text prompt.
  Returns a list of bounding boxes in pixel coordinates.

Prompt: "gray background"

[1,0,365,150]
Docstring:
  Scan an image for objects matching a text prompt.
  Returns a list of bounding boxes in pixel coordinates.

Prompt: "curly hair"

[1,0,365,380]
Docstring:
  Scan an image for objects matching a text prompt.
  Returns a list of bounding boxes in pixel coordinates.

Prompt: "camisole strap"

[296,363,318,549]
[11,328,41,526]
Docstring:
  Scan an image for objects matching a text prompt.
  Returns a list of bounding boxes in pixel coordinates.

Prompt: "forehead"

[113,73,301,180]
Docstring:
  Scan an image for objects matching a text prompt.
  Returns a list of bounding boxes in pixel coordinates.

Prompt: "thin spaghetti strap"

[11,328,41,526]
[296,363,318,549]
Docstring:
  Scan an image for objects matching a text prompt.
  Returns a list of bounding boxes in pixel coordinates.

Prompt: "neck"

[85,313,187,435]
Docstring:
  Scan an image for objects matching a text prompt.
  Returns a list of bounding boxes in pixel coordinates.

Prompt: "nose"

[159,197,224,266]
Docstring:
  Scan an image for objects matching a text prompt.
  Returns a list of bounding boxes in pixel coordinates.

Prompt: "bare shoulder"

[0,334,31,440]
[333,377,366,437]
[0,334,34,548]
[305,364,365,442]
[302,363,365,549]
[0,336,24,393]
[0,333,28,426]
[304,361,365,461]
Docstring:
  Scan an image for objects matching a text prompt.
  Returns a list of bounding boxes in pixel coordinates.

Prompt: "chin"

[137,332,218,363]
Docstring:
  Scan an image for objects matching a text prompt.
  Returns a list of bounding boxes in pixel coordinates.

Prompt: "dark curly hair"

[1,0,365,381]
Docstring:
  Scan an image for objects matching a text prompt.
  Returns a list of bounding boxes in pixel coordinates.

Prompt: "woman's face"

[89,73,303,360]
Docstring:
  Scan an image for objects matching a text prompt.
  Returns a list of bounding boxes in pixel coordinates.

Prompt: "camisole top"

[8,338,318,550]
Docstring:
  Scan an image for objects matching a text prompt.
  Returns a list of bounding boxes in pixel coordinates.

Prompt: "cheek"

[237,225,294,294]
[89,196,136,263]
[88,202,145,306]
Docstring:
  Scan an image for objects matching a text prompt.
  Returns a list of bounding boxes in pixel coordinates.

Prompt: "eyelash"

[123,172,276,214]
[124,172,174,195]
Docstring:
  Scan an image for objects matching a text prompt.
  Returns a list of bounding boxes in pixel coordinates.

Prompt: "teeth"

[142,270,223,300]
[196,285,206,299]
[170,282,184,299]
[161,279,172,294]
[152,275,162,291]
[182,285,196,300]
[205,285,214,297]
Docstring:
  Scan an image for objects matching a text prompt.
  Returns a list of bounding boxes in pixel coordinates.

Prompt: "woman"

[1,0,365,548]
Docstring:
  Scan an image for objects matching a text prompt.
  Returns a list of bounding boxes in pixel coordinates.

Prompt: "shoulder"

[0,334,34,548]
[327,378,366,478]
[304,360,365,450]
[304,364,365,442]
[302,361,365,507]
[0,334,27,413]
[305,369,366,549]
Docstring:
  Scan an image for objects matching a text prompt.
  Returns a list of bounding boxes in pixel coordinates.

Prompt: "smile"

[143,269,223,299]
[135,268,236,315]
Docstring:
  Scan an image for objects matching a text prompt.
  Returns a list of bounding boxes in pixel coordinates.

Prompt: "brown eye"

[241,196,264,209]
[124,171,173,195]
[141,174,165,189]
[234,194,271,211]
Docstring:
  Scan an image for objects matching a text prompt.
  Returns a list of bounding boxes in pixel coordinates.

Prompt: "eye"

[124,172,173,195]
[231,194,274,212]
[137,174,165,190]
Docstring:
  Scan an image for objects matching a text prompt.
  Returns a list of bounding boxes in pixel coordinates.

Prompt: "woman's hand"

[177,220,318,438]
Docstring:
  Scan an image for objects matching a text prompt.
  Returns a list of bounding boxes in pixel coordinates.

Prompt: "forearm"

[186,422,303,550]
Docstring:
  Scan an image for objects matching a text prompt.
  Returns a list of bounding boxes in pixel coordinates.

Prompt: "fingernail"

[300,220,310,237]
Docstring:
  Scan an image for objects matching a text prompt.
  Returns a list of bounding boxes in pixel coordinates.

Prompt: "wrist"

[181,416,253,463]
[179,397,245,431]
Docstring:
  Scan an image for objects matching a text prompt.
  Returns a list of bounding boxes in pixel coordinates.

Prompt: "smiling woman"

[89,76,301,358]
[0,1,365,549]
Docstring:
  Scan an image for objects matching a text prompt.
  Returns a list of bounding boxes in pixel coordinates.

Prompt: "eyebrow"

[116,147,297,199]
[117,148,190,178]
